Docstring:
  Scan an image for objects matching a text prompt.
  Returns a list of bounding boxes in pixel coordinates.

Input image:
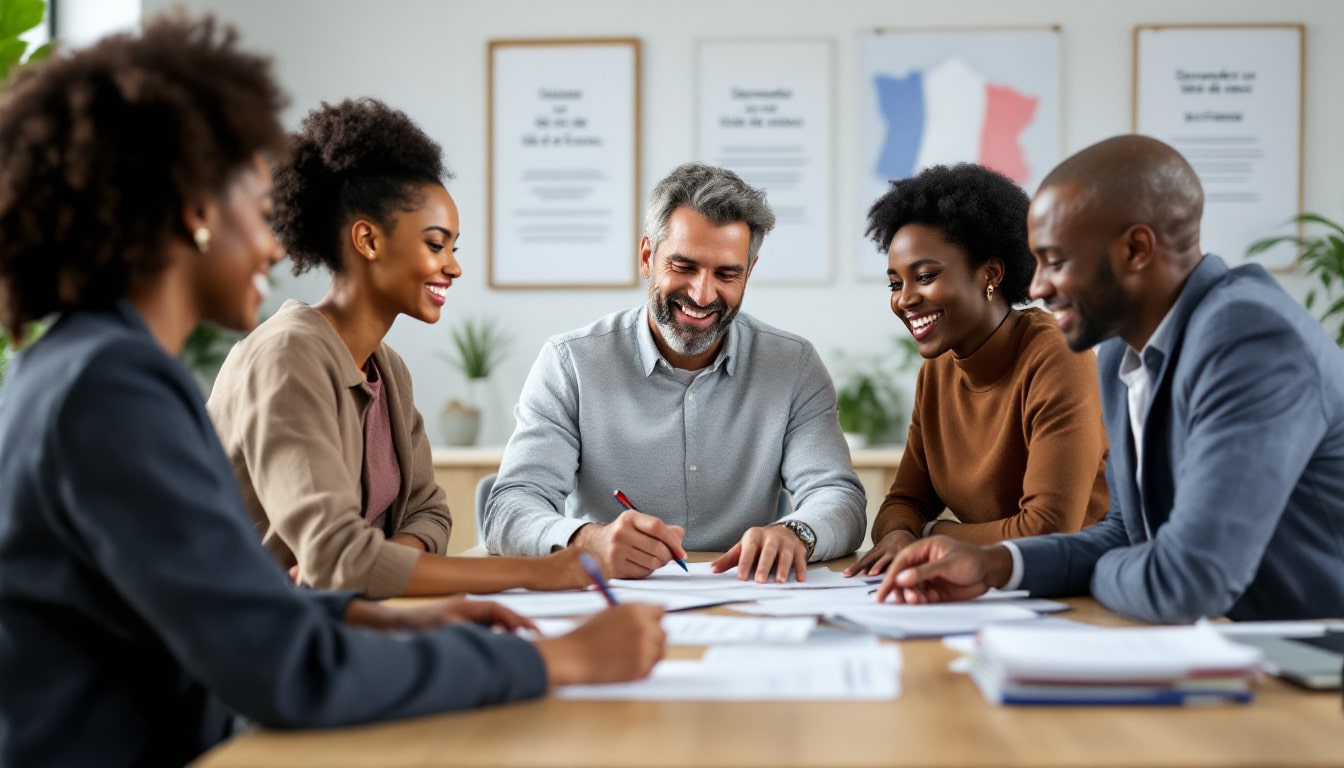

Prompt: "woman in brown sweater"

[209,99,589,597]
[846,164,1108,578]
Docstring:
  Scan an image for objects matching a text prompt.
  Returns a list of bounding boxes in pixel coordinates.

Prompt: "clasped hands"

[571,508,810,582]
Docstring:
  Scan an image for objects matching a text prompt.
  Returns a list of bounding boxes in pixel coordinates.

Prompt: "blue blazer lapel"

[1097,340,1144,542]
[1131,255,1230,536]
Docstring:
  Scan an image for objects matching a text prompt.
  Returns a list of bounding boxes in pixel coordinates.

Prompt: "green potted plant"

[0,0,51,389]
[437,316,511,446]
[837,373,893,450]
[834,336,917,450]
[1248,213,1344,347]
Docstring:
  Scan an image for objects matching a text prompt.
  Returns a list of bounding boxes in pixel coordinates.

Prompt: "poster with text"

[858,29,1060,278]
[697,40,832,283]
[1135,25,1303,271]
[489,39,639,288]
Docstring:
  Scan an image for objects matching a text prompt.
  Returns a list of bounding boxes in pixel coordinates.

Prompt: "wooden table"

[194,558,1344,768]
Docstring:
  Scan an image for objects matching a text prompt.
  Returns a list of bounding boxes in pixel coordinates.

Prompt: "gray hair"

[643,163,776,265]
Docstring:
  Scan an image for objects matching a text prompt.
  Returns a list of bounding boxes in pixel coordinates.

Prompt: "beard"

[648,282,739,358]
[1059,257,1128,352]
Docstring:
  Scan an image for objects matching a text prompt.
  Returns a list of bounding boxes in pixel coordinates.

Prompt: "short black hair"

[273,98,451,276]
[865,164,1035,305]
[0,14,286,338]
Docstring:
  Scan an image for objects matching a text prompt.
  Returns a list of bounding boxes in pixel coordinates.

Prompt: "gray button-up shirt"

[483,306,866,560]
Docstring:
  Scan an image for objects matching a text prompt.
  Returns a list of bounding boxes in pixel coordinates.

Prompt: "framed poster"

[857,27,1061,278]
[1134,24,1304,271]
[488,38,640,288]
[697,39,833,284]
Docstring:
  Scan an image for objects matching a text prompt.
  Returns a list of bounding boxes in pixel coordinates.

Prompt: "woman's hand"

[524,546,597,591]
[843,529,919,577]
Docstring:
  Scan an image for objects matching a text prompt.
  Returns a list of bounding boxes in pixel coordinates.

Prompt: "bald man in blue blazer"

[874,135,1344,623]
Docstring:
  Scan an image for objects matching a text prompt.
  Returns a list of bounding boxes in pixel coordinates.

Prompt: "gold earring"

[986,283,995,302]
[193,227,211,254]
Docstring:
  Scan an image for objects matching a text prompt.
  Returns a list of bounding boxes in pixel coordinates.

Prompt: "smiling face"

[641,205,753,369]
[1027,185,1131,351]
[363,183,462,324]
[193,154,285,332]
[886,222,1005,359]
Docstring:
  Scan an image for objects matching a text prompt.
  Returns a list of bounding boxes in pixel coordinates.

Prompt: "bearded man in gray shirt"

[483,163,866,581]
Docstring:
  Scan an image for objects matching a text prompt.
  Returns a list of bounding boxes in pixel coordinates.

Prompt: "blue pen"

[613,488,689,572]
[578,552,620,606]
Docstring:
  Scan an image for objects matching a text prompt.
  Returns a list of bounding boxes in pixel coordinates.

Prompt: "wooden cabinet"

[432,445,903,555]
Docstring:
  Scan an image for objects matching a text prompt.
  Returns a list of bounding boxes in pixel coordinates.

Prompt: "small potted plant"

[437,316,511,446]
[1248,213,1344,347]
[834,336,918,451]
[837,372,894,450]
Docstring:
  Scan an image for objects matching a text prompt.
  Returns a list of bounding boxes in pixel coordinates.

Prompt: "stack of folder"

[963,623,1264,706]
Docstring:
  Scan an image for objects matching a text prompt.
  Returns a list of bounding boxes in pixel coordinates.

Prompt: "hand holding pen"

[567,488,688,579]
[614,489,689,572]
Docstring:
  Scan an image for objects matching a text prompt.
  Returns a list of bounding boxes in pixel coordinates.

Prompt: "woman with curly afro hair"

[208,98,593,597]
[0,20,663,767]
[845,163,1109,579]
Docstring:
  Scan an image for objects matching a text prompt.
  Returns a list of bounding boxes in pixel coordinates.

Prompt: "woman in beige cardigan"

[209,98,588,598]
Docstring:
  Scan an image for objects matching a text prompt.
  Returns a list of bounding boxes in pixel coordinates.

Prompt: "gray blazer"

[1016,255,1344,622]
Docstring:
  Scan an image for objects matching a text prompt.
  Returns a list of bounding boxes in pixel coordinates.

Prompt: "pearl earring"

[986,283,995,302]
[193,227,211,254]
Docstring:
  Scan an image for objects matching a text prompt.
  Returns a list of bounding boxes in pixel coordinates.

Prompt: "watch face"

[788,520,815,544]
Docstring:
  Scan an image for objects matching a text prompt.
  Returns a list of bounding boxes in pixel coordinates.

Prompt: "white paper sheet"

[557,642,901,700]
[611,561,880,592]
[828,603,1042,638]
[528,614,819,645]
[468,588,733,618]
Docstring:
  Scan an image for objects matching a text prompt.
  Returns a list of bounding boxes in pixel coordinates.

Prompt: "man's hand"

[843,529,918,577]
[710,525,808,583]
[533,604,666,686]
[570,510,686,579]
[874,536,1013,604]
[344,596,537,633]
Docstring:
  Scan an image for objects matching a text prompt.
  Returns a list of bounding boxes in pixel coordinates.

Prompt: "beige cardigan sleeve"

[220,334,422,598]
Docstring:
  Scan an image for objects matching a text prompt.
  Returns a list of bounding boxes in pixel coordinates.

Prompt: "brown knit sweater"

[873,308,1108,544]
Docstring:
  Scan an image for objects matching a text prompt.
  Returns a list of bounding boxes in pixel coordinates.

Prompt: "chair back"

[474,473,497,548]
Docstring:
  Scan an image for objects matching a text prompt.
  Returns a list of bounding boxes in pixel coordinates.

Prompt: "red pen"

[613,488,688,572]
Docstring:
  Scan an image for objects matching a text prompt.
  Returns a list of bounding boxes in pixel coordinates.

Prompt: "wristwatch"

[774,519,817,560]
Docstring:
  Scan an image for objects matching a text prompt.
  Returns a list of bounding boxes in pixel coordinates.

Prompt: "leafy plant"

[837,373,893,442]
[1248,213,1344,347]
[180,322,243,380]
[438,317,511,380]
[834,336,919,445]
[0,0,50,388]
[1,0,51,81]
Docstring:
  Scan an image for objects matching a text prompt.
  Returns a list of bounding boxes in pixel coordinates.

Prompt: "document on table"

[529,614,819,645]
[610,561,880,592]
[468,588,734,618]
[827,603,1042,638]
[730,588,1069,618]
[557,639,901,700]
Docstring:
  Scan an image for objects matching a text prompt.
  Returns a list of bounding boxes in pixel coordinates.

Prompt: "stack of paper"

[964,623,1264,706]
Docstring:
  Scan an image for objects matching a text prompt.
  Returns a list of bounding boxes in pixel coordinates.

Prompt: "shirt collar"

[635,305,738,377]
[1120,303,1177,381]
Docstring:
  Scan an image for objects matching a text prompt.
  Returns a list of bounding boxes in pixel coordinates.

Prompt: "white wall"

[136,0,1344,446]
[57,0,140,49]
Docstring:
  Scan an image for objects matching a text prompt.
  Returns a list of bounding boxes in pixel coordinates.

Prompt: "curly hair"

[273,98,451,276]
[0,15,287,340]
[865,164,1035,305]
